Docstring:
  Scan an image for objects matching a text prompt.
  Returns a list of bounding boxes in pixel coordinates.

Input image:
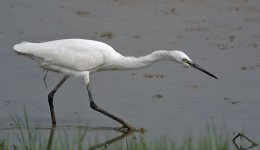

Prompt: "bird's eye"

[182,58,188,63]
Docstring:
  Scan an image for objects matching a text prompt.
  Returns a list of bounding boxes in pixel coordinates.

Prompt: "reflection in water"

[46,126,140,150]
[88,131,134,150]
[232,133,258,150]
[47,127,55,150]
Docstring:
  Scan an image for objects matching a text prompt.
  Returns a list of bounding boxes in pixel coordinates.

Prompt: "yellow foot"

[115,124,136,132]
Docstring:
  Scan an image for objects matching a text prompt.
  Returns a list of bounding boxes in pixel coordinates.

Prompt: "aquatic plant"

[0,110,259,150]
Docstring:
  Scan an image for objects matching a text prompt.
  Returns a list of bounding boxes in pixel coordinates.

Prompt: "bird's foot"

[116,124,136,132]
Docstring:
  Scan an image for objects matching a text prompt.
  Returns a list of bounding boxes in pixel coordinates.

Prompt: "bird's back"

[14,39,117,56]
[13,39,123,74]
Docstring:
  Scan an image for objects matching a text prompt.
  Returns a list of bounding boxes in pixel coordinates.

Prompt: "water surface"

[0,0,260,148]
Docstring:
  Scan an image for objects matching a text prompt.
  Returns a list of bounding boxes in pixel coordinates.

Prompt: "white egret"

[13,39,217,131]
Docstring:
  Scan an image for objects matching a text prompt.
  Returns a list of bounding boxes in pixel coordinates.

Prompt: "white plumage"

[14,39,120,77]
[14,39,217,130]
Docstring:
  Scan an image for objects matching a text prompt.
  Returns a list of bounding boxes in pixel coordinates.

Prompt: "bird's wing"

[41,46,105,71]
[14,40,105,71]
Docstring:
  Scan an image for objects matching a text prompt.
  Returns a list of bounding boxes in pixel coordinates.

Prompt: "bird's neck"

[106,50,172,71]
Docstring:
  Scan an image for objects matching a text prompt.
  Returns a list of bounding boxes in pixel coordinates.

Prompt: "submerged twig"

[232,133,258,150]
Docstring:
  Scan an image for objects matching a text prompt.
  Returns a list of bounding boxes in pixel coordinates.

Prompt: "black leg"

[48,76,67,126]
[86,84,135,131]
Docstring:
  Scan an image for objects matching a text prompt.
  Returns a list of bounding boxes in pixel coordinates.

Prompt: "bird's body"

[14,39,122,76]
[14,39,217,131]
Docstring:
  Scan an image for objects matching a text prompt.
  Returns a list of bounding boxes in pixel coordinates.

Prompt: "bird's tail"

[13,41,33,55]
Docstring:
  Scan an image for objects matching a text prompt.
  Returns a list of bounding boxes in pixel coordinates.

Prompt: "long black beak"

[187,62,218,79]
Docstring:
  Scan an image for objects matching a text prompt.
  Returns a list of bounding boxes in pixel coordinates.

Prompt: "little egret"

[14,39,217,131]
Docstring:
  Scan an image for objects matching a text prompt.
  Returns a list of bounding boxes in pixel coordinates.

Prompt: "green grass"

[0,110,258,150]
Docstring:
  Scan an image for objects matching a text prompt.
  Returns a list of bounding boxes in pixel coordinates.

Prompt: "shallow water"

[1,0,260,148]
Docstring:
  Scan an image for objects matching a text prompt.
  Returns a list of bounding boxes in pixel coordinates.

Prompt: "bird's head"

[170,50,218,79]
